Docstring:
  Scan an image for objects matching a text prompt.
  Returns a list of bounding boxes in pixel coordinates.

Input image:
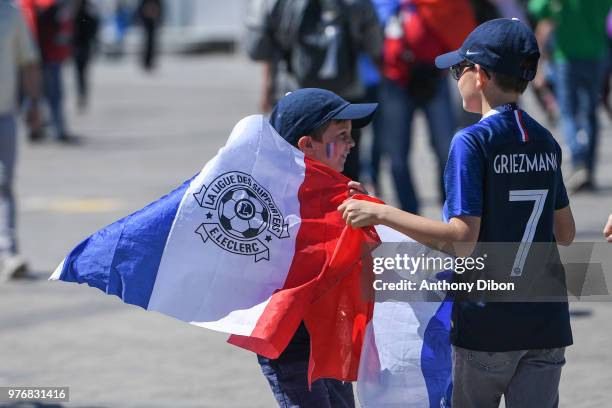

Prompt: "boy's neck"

[481,92,519,115]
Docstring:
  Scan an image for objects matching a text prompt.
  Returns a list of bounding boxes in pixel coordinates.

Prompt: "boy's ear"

[297,136,314,152]
[475,64,489,90]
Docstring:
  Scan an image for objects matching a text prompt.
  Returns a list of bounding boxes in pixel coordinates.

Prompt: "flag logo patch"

[193,171,290,262]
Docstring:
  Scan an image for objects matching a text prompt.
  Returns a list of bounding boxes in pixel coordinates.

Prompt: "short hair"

[309,121,332,142]
[491,54,538,94]
[491,72,529,94]
[291,120,340,148]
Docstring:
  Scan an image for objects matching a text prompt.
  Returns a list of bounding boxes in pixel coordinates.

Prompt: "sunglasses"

[450,61,490,81]
[450,61,475,80]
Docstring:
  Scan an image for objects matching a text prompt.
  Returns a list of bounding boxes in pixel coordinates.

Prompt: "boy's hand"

[338,199,385,228]
[604,214,612,243]
[347,181,368,196]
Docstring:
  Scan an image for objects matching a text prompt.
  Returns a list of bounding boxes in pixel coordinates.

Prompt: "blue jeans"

[0,115,17,255]
[556,58,606,176]
[257,323,355,408]
[380,77,456,213]
[43,62,67,138]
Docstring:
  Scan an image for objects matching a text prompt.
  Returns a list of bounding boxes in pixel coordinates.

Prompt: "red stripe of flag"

[228,158,380,384]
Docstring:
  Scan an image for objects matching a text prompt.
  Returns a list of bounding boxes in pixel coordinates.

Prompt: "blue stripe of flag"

[421,298,453,407]
[58,176,196,308]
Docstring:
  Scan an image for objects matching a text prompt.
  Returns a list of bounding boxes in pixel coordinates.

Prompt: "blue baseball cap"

[435,18,540,81]
[269,88,378,146]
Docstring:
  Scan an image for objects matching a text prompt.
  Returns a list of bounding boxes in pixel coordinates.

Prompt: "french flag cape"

[50,115,451,406]
[357,230,453,407]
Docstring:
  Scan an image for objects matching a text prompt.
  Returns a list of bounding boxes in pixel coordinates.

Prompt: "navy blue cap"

[269,88,378,145]
[435,18,540,81]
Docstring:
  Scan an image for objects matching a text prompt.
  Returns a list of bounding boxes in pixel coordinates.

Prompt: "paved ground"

[0,54,611,407]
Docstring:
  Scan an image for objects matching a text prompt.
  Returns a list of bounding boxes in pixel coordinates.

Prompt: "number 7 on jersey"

[509,189,549,277]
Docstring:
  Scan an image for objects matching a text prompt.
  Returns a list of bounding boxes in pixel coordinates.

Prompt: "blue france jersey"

[443,106,573,351]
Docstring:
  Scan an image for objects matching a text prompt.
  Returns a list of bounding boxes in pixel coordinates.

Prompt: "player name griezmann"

[493,152,557,174]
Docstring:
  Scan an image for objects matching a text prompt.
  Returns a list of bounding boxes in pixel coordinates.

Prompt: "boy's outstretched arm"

[338,199,481,257]
[554,205,575,246]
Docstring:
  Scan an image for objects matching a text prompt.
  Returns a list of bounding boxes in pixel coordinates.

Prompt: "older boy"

[339,19,575,407]
[261,88,377,407]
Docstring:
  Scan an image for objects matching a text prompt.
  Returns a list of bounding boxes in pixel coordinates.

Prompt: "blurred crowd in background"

[16,0,163,142]
[0,0,163,281]
[246,0,611,209]
[1,0,611,281]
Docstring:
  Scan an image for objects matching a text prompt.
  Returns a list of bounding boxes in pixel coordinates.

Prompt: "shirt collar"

[481,108,501,120]
[480,103,519,121]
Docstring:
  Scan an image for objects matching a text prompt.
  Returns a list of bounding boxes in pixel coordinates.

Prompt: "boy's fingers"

[346,214,355,227]
[347,181,368,195]
[338,199,356,212]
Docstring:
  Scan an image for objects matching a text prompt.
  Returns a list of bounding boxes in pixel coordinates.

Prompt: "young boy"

[339,19,575,407]
[261,88,377,407]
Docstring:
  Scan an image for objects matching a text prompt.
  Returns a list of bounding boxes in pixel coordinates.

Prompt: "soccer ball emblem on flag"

[220,188,269,239]
[193,171,290,262]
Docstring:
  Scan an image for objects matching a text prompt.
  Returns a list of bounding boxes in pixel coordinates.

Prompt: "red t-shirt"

[36,1,73,63]
[383,0,477,85]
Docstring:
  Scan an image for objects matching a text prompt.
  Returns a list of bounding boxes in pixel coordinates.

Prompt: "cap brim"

[332,103,378,128]
[435,50,464,69]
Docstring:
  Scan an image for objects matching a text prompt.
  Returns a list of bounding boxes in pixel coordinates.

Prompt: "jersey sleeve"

[444,132,485,219]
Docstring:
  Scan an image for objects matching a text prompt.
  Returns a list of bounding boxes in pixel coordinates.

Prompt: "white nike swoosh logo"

[466,51,480,56]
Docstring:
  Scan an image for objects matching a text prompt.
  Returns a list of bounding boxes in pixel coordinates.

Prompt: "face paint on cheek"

[325,142,335,159]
